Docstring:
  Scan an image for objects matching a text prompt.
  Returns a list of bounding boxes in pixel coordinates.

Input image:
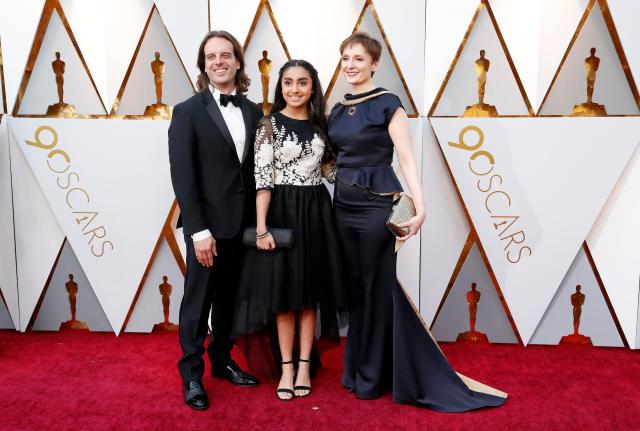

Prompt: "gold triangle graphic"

[0,37,7,113]
[430,233,521,344]
[528,241,628,346]
[537,0,640,116]
[243,0,291,59]
[582,241,629,347]
[0,289,14,329]
[0,287,9,318]
[164,199,187,276]
[26,238,66,331]
[324,0,419,118]
[430,232,475,328]
[428,0,533,117]
[428,118,523,344]
[121,199,185,333]
[28,238,113,332]
[110,4,195,119]
[12,0,108,118]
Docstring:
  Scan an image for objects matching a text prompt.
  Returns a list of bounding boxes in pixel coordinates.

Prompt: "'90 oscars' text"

[26,125,114,258]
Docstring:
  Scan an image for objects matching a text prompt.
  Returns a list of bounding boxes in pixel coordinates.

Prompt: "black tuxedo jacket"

[168,89,262,239]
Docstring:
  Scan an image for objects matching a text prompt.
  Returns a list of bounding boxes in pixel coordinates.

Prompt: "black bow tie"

[220,93,241,107]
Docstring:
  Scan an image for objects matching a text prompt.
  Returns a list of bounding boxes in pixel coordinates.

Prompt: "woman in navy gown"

[328,32,507,412]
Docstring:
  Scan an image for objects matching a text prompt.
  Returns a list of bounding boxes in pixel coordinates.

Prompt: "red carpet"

[0,330,638,431]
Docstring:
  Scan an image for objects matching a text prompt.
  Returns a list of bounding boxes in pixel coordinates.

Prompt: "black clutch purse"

[242,227,294,248]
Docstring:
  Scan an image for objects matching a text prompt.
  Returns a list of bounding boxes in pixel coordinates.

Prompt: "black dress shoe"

[211,360,259,386]
[183,380,209,410]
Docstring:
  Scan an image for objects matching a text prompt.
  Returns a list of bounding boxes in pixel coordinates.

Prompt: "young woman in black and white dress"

[233,59,347,401]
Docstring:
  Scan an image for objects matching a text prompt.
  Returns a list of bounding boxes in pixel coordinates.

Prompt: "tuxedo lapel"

[202,90,237,158]
[240,98,253,164]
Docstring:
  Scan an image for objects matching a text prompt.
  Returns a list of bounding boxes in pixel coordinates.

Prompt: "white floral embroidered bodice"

[254,112,325,190]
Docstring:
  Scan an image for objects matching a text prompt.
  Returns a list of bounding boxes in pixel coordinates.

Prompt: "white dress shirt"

[191,86,247,242]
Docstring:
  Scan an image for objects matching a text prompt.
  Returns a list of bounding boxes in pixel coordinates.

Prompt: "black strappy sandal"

[277,360,295,401]
[294,358,312,398]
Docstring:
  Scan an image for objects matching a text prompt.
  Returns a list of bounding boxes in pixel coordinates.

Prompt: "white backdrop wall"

[0,0,638,349]
[0,118,18,329]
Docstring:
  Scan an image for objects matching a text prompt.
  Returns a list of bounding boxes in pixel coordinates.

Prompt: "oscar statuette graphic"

[46,52,78,118]
[571,47,607,116]
[143,52,173,119]
[152,276,178,331]
[457,282,489,342]
[560,285,593,345]
[59,274,89,330]
[463,50,498,117]
[258,50,273,115]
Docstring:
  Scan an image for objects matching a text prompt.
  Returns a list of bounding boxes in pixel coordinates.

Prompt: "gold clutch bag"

[386,194,416,238]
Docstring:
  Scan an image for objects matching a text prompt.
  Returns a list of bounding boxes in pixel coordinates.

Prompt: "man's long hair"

[196,30,251,93]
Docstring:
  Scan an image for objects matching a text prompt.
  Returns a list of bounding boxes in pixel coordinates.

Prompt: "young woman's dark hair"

[196,30,251,93]
[271,59,327,132]
[271,59,334,165]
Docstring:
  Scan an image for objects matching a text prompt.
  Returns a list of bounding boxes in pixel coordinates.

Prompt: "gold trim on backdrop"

[427,1,483,117]
[427,118,524,344]
[109,5,155,116]
[17,1,195,120]
[26,238,66,331]
[163,225,186,275]
[163,200,187,276]
[0,288,13,330]
[536,0,593,115]
[207,0,211,32]
[156,2,196,95]
[536,0,639,116]
[323,0,420,118]
[368,1,419,117]
[484,0,534,115]
[0,38,7,113]
[0,288,8,312]
[120,231,165,333]
[14,114,110,119]
[471,228,523,344]
[429,232,475,328]
[13,0,108,117]
[243,0,291,60]
[431,115,535,118]
[120,201,183,333]
[13,0,57,115]
[427,0,533,117]
[55,1,108,114]
[244,0,265,52]
[582,241,629,348]
[264,0,291,59]
[530,114,640,118]
[597,0,640,110]
[323,0,367,102]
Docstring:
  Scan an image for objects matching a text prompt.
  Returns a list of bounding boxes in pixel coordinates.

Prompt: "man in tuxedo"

[168,30,262,410]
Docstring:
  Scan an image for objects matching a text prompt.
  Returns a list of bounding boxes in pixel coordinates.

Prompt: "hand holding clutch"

[243,227,294,248]
[386,194,418,238]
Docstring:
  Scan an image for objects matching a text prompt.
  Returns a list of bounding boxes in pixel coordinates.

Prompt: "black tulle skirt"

[233,184,348,338]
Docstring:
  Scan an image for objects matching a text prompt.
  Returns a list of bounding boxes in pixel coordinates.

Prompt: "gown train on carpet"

[392,281,507,411]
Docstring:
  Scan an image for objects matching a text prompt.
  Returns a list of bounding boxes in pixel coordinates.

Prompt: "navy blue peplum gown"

[328,88,507,412]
